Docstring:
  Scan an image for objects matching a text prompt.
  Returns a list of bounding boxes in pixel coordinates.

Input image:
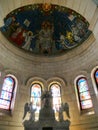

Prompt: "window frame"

[76,76,93,112]
[0,74,17,115]
[30,82,42,112]
[94,68,98,90]
[49,82,62,112]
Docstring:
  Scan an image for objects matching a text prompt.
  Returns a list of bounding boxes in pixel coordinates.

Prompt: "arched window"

[30,82,42,113]
[50,82,61,112]
[94,68,98,89]
[76,77,93,110]
[0,75,17,112]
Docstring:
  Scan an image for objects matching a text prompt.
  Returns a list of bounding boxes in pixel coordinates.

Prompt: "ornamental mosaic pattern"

[0,3,92,56]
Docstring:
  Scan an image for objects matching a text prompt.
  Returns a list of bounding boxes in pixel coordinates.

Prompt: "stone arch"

[25,77,46,91]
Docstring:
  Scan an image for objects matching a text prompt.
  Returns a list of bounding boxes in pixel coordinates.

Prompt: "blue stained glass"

[78,78,85,85]
[95,70,98,83]
[95,71,98,77]
[78,78,88,92]
[0,91,12,100]
[77,77,93,110]
[31,83,41,112]
[80,91,90,101]
[81,100,93,109]
[50,83,61,112]
[31,84,41,98]
[0,99,10,109]
[2,77,14,92]
[6,77,13,82]
[0,76,15,110]
[51,84,61,97]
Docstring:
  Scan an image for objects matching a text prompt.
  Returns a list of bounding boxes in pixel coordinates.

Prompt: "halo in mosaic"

[0,3,92,56]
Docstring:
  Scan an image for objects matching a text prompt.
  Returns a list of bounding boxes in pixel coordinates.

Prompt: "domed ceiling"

[0,3,92,56]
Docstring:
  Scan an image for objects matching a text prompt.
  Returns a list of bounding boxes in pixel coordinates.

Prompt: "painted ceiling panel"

[0,3,92,56]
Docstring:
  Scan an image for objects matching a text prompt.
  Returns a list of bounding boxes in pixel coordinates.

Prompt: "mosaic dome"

[0,3,92,56]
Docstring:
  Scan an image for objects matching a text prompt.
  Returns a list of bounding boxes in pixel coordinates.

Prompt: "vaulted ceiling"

[0,0,98,80]
[0,0,97,28]
[0,3,92,56]
[0,0,98,57]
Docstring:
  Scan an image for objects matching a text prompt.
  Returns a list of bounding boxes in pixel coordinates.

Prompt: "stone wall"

[0,1,98,130]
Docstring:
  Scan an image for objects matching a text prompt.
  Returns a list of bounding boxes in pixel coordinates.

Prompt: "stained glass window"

[0,76,15,110]
[50,83,61,112]
[77,77,93,110]
[94,69,98,89]
[30,83,42,113]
